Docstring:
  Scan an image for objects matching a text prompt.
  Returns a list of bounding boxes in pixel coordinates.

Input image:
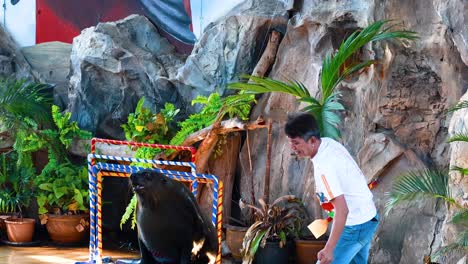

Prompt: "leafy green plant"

[122,98,179,165]
[170,91,255,146]
[229,20,417,138]
[18,105,93,215]
[240,195,305,264]
[34,163,88,214]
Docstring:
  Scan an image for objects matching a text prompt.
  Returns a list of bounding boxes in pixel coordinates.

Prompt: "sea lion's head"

[130,169,176,206]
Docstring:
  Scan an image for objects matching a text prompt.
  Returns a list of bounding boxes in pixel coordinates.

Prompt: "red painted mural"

[36,0,194,54]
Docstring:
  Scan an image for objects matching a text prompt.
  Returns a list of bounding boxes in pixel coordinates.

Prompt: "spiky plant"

[240,195,306,264]
[229,20,417,139]
[386,169,467,260]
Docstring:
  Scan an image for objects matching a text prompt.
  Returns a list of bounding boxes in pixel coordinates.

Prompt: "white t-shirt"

[312,137,377,226]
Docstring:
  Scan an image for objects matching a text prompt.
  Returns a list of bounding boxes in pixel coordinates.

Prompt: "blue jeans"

[318,215,379,264]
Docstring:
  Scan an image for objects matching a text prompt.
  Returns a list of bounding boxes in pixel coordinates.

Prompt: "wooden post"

[263,119,273,204]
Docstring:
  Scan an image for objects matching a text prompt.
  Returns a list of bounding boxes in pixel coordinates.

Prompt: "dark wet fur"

[117,169,217,264]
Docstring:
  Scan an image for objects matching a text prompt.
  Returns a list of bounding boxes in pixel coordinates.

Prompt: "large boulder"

[173,0,288,107]
[21,41,72,109]
[67,15,186,138]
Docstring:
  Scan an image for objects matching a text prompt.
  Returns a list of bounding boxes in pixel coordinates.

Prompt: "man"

[285,112,379,264]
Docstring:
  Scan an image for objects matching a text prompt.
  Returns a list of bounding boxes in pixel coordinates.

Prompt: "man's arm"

[317,194,349,264]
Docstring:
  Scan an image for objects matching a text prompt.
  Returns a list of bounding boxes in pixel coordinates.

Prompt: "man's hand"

[317,246,334,264]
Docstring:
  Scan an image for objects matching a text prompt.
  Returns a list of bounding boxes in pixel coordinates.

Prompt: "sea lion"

[116,169,217,264]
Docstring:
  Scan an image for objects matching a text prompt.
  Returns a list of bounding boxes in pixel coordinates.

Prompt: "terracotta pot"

[0,214,13,232]
[295,239,327,264]
[225,224,248,260]
[46,214,88,243]
[4,218,35,243]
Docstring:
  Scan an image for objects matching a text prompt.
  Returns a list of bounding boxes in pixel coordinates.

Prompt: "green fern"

[120,194,138,230]
[170,91,255,146]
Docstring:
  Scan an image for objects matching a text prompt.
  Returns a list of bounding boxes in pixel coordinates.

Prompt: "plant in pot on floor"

[0,152,16,235]
[19,105,92,244]
[1,157,36,244]
[240,195,305,264]
[293,202,329,264]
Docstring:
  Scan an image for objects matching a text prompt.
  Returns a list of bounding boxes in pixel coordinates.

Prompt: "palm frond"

[448,100,468,112]
[321,20,417,101]
[228,75,310,99]
[450,210,468,227]
[451,166,468,176]
[448,133,468,143]
[0,78,52,126]
[432,230,468,261]
[301,93,344,139]
[385,169,457,215]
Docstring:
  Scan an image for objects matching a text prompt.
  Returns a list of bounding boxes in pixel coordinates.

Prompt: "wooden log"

[251,30,282,78]
[197,133,241,225]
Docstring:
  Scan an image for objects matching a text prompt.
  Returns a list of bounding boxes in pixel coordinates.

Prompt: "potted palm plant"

[239,195,305,264]
[0,152,16,235]
[2,158,36,243]
[0,78,54,244]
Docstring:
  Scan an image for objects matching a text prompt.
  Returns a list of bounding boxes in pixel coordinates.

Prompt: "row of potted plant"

[225,196,327,264]
[0,79,92,245]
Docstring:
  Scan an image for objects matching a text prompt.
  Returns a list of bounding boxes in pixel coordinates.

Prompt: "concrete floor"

[0,245,139,264]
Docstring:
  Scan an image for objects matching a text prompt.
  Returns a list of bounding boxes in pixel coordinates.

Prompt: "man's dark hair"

[284,112,321,140]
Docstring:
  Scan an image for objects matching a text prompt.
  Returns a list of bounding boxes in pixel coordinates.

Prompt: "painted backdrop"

[35,0,195,53]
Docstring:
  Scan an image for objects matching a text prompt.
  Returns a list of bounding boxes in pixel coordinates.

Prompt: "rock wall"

[440,91,468,264]
[235,0,467,263]
[173,0,288,110]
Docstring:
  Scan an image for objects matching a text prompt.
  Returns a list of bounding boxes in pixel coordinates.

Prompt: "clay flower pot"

[4,218,35,243]
[295,238,327,264]
[45,214,89,244]
[225,224,248,260]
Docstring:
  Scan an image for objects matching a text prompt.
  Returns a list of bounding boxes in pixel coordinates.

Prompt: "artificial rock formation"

[21,41,72,109]
[173,0,288,108]
[67,15,186,138]
[234,0,467,263]
[439,91,468,264]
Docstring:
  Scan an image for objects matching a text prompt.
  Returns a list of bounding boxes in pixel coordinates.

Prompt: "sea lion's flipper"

[113,238,152,264]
